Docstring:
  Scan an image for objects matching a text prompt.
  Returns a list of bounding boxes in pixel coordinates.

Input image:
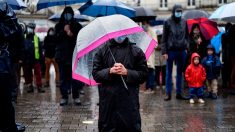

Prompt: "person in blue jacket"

[202,45,221,99]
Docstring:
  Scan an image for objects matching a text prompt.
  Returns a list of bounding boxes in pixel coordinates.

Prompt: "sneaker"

[44,82,49,87]
[176,94,188,100]
[211,93,218,99]
[198,98,205,104]
[189,99,195,104]
[27,85,34,93]
[74,98,81,106]
[60,99,68,106]
[16,123,25,132]
[56,82,60,87]
[80,90,85,95]
[37,87,45,93]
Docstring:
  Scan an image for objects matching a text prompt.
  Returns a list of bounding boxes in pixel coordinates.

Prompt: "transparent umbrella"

[72,15,157,86]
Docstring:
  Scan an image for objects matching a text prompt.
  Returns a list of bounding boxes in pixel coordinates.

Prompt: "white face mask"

[49,31,55,36]
[114,36,126,43]
[27,28,33,34]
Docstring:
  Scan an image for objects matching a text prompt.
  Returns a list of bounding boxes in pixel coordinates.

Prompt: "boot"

[37,87,45,93]
[176,94,189,100]
[164,94,171,101]
[27,85,34,93]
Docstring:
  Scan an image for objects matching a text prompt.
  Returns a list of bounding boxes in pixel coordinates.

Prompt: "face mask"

[174,11,182,18]
[114,36,126,44]
[142,25,148,32]
[64,13,72,21]
[49,31,55,36]
[27,28,33,34]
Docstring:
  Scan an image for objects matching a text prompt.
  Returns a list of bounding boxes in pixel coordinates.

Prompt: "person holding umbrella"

[161,4,189,101]
[54,6,84,106]
[92,36,148,132]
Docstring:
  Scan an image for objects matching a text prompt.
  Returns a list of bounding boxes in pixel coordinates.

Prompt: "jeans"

[58,63,84,99]
[146,68,155,90]
[165,51,186,95]
[189,87,204,99]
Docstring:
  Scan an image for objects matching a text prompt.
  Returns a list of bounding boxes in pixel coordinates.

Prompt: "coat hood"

[191,52,200,64]
[0,1,16,19]
[59,6,74,23]
[172,4,183,17]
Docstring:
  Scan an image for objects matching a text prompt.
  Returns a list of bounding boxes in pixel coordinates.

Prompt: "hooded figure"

[0,1,25,131]
[185,53,206,103]
[54,6,84,106]
[92,38,148,132]
[161,4,189,101]
[185,53,206,88]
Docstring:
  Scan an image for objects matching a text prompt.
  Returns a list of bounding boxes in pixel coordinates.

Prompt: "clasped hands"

[109,63,128,76]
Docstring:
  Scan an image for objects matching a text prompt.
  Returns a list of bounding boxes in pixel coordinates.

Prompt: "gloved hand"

[206,60,212,66]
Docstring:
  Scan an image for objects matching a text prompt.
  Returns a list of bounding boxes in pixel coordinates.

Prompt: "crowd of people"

[1,1,235,131]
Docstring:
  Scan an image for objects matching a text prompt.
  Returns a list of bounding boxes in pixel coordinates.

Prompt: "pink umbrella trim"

[72,72,98,86]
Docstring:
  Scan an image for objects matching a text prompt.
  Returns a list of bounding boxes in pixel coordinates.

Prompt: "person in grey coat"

[92,37,148,132]
[161,4,189,101]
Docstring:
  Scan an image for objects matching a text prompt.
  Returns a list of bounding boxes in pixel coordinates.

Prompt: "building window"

[188,0,195,6]
[160,0,167,8]
[219,0,227,4]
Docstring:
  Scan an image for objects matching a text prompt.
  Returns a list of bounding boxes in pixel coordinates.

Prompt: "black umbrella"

[132,7,156,22]
[183,9,209,19]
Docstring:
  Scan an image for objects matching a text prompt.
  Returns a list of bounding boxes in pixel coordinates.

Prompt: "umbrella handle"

[108,46,129,91]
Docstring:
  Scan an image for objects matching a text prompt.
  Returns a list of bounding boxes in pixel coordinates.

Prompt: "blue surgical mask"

[64,13,72,21]
[114,36,126,44]
[175,12,182,18]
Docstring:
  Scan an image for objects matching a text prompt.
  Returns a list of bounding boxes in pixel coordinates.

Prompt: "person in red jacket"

[185,53,206,104]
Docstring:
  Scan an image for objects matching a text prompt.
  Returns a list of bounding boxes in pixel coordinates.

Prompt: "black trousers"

[0,75,17,132]
[155,66,166,86]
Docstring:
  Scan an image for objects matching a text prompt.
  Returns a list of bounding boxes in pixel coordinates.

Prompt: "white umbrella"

[210,2,235,23]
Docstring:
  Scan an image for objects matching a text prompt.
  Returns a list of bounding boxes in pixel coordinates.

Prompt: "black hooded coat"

[92,39,148,132]
[54,6,82,65]
[161,4,189,55]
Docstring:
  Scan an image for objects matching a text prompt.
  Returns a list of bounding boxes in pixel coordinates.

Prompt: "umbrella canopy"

[132,7,156,22]
[211,32,224,54]
[209,2,235,23]
[37,0,89,11]
[72,15,157,85]
[49,10,90,22]
[183,9,209,19]
[187,17,219,40]
[78,0,135,17]
[6,0,26,10]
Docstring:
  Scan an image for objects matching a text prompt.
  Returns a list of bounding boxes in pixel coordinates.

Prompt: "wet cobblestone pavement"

[15,79,235,132]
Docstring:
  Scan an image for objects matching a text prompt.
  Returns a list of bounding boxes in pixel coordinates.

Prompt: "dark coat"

[161,4,189,55]
[54,7,82,65]
[23,34,43,64]
[92,39,148,132]
[43,33,56,58]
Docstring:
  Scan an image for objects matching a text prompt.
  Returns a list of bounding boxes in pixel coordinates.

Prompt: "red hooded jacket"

[185,53,206,88]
